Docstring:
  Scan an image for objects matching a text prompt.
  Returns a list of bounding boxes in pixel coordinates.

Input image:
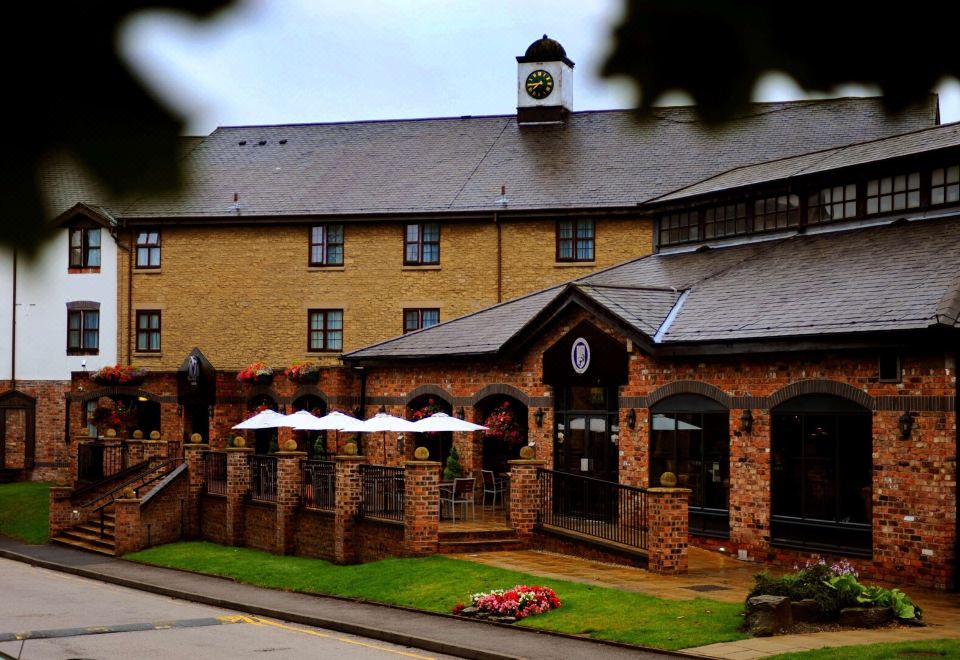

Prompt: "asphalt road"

[0,558,462,660]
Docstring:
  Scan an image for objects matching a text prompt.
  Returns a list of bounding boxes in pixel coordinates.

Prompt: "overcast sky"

[121,0,960,135]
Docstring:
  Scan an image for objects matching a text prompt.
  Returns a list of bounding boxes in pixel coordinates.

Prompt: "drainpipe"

[111,227,133,364]
[10,247,16,390]
[494,211,502,303]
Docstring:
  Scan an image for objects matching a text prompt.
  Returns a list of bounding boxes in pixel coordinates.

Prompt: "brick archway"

[76,387,161,404]
[465,384,531,407]
[646,380,732,409]
[768,379,875,410]
[403,384,453,407]
[291,386,328,406]
[0,390,36,471]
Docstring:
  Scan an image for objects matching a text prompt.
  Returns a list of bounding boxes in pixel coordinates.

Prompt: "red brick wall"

[200,494,229,545]
[138,468,189,549]
[294,509,336,560]
[2,379,71,481]
[243,501,277,553]
[534,530,645,568]
[355,518,404,562]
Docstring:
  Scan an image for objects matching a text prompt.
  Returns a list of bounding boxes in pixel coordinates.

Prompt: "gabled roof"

[50,202,117,228]
[118,97,936,219]
[344,214,960,361]
[651,121,960,205]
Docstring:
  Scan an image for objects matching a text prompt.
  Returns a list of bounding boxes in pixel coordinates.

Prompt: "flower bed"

[452,584,560,622]
[91,364,147,386]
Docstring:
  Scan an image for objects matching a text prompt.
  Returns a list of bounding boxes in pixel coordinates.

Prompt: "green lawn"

[0,481,50,544]
[128,541,747,650]
[768,639,960,659]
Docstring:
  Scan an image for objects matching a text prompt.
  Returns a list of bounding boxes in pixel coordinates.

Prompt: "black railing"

[536,468,648,550]
[77,441,128,483]
[204,451,227,496]
[249,454,278,503]
[301,459,335,510]
[83,457,185,539]
[360,464,404,522]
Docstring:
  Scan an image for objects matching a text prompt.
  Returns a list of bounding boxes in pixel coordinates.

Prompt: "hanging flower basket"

[237,361,274,384]
[91,364,147,386]
[410,398,444,435]
[285,362,320,383]
[484,402,525,445]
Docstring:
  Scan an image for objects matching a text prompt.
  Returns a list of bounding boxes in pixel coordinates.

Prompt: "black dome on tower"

[517,34,575,67]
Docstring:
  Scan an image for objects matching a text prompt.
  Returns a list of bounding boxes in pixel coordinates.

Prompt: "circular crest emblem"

[570,337,590,374]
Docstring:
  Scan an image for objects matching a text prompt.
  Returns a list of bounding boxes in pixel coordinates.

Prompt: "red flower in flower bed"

[484,402,524,445]
[91,364,147,386]
[454,584,561,620]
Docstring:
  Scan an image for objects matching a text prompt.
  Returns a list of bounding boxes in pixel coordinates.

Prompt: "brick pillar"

[275,451,306,555]
[113,497,143,555]
[647,487,690,575]
[126,439,145,465]
[334,455,366,563]
[403,461,440,556]
[183,442,208,538]
[508,459,545,539]
[72,439,91,484]
[49,486,75,535]
[143,440,166,462]
[225,447,253,546]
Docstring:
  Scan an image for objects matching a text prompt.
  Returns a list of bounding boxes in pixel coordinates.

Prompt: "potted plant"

[285,362,321,383]
[443,445,464,481]
[237,361,273,384]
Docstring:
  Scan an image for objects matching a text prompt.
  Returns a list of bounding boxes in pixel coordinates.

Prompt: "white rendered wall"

[0,228,118,381]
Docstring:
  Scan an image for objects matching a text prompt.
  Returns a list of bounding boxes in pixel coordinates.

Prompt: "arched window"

[771,395,872,556]
[650,394,730,537]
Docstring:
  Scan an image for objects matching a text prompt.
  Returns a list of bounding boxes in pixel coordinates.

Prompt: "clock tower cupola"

[516,34,574,125]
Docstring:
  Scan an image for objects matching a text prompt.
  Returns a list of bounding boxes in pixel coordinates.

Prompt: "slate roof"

[117,97,937,219]
[344,215,960,360]
[653,121,960,204]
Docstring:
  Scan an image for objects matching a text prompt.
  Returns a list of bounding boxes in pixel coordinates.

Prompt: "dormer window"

[703,202,747,239]
[866,173,920,215]
[659,211,698,246]
[931,165,959,205]
[69,227,101,269]
[808,184,856,225]
[754,194,800,231]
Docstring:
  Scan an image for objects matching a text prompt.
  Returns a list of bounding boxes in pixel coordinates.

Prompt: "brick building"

[344,122,960,588]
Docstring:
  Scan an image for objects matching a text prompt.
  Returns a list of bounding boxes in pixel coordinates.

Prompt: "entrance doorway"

[554,386,618,482]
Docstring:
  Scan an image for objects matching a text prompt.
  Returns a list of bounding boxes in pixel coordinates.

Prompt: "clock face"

[525,69,554,100]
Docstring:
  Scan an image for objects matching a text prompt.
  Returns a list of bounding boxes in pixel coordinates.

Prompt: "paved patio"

[453,546,960,658]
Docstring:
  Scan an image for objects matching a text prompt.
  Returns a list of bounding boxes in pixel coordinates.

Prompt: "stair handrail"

[83,457,184,539]
[71,459,152,500]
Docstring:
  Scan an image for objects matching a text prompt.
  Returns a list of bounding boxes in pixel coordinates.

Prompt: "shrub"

[443,445,464,481]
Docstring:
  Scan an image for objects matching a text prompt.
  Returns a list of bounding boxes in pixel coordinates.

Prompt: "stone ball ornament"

[414,446,430,460]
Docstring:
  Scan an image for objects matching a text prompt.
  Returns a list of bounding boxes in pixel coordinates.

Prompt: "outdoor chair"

[482,470,507,509]
[440,477,476,522]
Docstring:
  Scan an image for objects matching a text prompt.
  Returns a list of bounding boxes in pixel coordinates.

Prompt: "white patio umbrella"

[290,410,365,432]
[357,413,419,464]
[411,412,487,433]
[232,409,286,430]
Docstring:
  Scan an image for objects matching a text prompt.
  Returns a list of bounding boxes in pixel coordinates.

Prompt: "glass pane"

[844,201,856,217]
[908,190,920,208]
[326,245,343,264]
[576,220,594,238]
[932,168,944,185]
[309,313,323,330]
[422,310,439,327]
[405,244,419,262]
[137,332,148,351]
[404,310,419,331]
[70,230,82,248]
[908,172,920,189]
[327,331,342,350]
[866,180,878,196]
[576,240,593,260]
[948,165,959,183]
[845,183,856,198]
[84,311,99,330]
[87,248,101,268]
[880,177,892,194]
[422,223,439,241]
[557,221,573,239]
[772,413,803,517]
[932,188,945,204]
[84,330,98,350]
[86,229,100,247]
[405,224,419,241]
[948,185,960,203]
[880,196,892,213]
[327,311,343,330]
[558,241,573,259]
[327,225,343,242]
[150,314,159,329]
[149,332,160,351]
[311,226,323,244]
[311,246,323,264]
[68,329,80,349]
[423,244,439,262]
[866,199,878,214]
[68,312,81,330]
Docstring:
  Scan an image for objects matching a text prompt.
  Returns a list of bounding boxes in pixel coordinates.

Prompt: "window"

[650,394,730,537]
[659,211,698,246]
[404,223,439,265]
[135,230,161,268]
[308,309,343,352]
[136,311,161,352]
[403,308,439,333]
[754,194,801,231]
[931,165,959,205]
[866,173,920,215]
[309,225,344,266]
[807,183,857,224]
[556,220,595,261]
[67,309,99,354]
[771,395,872,555]
[69,227,101,269]
[703,202,747,239]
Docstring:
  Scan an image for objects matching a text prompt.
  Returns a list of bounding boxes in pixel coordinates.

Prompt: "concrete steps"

[438,528,524,554]
[51,512,116,556]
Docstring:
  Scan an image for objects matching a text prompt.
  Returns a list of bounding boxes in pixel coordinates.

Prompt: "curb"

[0,545,704,659]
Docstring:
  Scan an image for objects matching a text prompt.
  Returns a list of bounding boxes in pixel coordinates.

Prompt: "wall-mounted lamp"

[396,433,404,454]
[534,407,544,428]
[137,395,149,402]
[899,411,915,440]
[456,407,465,420]
[740,409,753,434]
[176,404,183,417]
[626,408,637,430]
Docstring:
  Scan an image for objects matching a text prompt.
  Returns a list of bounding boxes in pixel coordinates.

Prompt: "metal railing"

[249,454,278,503]
[204,451,227,495]
[82,457,185,538]
[301,459,335,510]
[77,441,128,482]
[360,464,404,522]
[536,468,648,550]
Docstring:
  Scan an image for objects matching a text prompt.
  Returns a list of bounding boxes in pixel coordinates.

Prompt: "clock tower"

[516,35,574,125]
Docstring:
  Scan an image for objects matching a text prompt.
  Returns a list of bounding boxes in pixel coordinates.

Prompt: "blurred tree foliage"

[7,1,233,255]
[604,0,958,123]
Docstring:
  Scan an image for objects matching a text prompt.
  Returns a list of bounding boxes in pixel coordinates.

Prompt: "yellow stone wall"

[118,217,653,370]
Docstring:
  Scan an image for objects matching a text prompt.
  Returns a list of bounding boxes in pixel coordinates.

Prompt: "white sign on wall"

[570,337,590,374]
